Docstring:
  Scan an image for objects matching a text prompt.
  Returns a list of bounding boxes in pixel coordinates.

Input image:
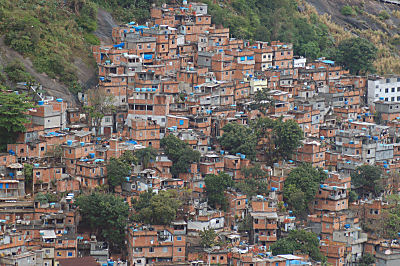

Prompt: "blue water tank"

[34,164,39,167]
[56,98,63,103]
[80,142,85,147]
[271,187,277,192]
[38,101,44,106]
[220,150,224,155]
[67,140,73,146]
[320,136,325,140]
[89,153,95,158]
[240,154,246,159]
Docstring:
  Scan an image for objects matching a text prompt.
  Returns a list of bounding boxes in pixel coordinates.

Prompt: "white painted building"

[368,76,400,105]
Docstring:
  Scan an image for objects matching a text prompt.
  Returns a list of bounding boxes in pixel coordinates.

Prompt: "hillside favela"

[2,0,400,265]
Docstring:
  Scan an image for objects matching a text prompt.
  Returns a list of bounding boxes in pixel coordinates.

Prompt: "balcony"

[328,193,347,200]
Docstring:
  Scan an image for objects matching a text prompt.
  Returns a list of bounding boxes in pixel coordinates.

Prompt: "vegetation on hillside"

[0,0,99,93]
[203,0,333,60]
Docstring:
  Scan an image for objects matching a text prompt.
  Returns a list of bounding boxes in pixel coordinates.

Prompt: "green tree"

[132,190,182,225]
[333,37,377,75]
[106,157,131,191]
[136,147,157,169]
[204,172,233,210]
[301,41,320,60]
[359,253,376,266]
[84,88,115,136]
[24,164,33,193]
[200,228,218,248]
[349,190,358,203]
[283,164,327,217]
[219,122,257,160]
[235,164,268,198]
[0,88,34,151]
[252,117,303,165]
[160,134,200,177]
[119,150,137,165]
[249,87,274,115]
[376,195,400,239]
[75,192,129,250]
[270,230,325,262]
[351,165,383,197]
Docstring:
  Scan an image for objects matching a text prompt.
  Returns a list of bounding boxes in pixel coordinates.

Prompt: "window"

[68,252,73,257]
[57,252,62,257]
[385,88,389,93]
[178,248,182,252]
[163,247,168,253]
[393,88,396,92]
[149,247,154,252]
[134,248,142,253]
[177,236,182,241]
[254,219,259,224]
[138,44,142,49]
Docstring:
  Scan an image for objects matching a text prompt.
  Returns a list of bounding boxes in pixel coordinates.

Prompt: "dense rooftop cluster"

[2,1,400,266]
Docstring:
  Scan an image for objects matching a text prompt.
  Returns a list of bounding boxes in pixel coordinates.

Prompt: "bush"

[341,5,356,16]
[84,33,101,45]
[4,60,34,83]
[378,10,390,20]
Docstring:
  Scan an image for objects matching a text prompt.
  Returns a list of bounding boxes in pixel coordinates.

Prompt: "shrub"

[84,33,101,45]
[341,5,356,16]
[4,60,34,83]
[378,10,390,20]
